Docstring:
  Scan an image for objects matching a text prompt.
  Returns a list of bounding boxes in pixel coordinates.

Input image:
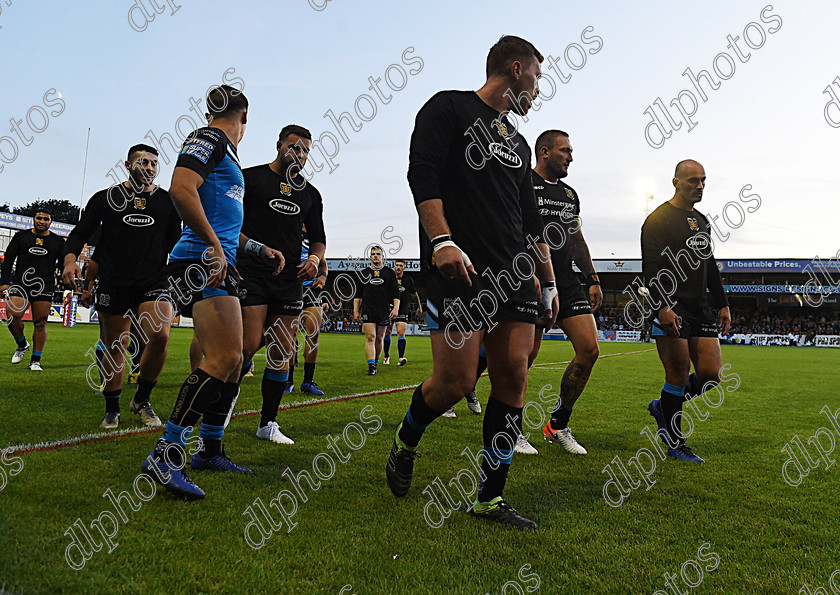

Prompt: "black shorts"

[360,312,392,326]
[394,314,409,323]
[240,274,303,316]
[7,278,55,303]
[95,277,171,315]
[302,286,323,310]
[558,282,592,321]
[166,260,243,318]
[651,302,718,339]
[425,267,539,332]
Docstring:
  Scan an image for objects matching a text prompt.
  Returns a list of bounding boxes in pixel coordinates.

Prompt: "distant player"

[239,124,326,446]
[286,232,329,395]
[64,145,181,429]
[530,130,601,456]
[382,258,420,366]
[140,85,285,500]
[0,211,64,370]
[353,245,399,375]
[643,160,731,463]
[386,36,559,529]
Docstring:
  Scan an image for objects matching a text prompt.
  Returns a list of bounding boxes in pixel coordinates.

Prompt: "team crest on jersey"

[35,238,43,245]
[565,188,575,199]
[374,271,380,277]
[687,218,699,231]
[134,197,147,209]
[279,182,292,196]
[494,120,509,138]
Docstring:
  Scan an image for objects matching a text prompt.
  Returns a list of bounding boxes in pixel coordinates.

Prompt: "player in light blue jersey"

[140,85,285,500]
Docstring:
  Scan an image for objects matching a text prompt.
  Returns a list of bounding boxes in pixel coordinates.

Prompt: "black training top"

[356,266,399,313]
[237,164,326,281]
[532,171,581,286]
[396,273,416,315]
[641,201,728,311]
[1,230,64,286]
[64,185,181,288]
[408,90,543,274]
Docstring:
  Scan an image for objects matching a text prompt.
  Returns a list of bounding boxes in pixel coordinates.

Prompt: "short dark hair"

[279,125,312,142]
[207,85,249,118]
[370,245,383,254]
[127,144,159,162]
[34,211,51,220]
[395,258,406,265]
[486,35,543,78]
[535,130,569,154]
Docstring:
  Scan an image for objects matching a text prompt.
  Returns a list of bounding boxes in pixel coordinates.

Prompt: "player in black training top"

[386,36,560,530]
[1,211,64,370]
[353,245,399,375]
[63,144,181,430]
[239,124,326,446]
[382,258,420,366]
[529,130,601,456]
[642,160,731,464]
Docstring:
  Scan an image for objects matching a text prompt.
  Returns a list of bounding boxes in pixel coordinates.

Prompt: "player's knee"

[33,318,48,330]
[217,350,243,375]
[581,342,599,366]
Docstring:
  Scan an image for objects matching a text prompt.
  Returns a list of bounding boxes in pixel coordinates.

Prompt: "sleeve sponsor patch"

[179,139,214,163]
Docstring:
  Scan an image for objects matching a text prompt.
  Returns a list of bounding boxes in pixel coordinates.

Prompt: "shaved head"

[675,159,702,178]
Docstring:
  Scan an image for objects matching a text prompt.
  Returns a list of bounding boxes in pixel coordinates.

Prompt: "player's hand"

[62,263,82,289]
[260,246,286,276]
[589,284,603,312]
[0,284,9,298]
[389,307,399,321]
[538,285,560,330]
[352,312,360,322]
[659,307,681,337]
[80,290,93,308]
[203,243,227,289]
[297,258,318,281]
[718,306,731,335]
[435,245,476,286]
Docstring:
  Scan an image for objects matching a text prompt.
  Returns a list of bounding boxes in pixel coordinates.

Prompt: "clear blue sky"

[1,0,838,259]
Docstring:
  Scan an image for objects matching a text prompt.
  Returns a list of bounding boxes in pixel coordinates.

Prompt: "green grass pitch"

[1,324,839,593]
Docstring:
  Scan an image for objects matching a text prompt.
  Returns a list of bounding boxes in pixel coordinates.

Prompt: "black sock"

[684,373,702,401]
[14,334,27,348]
[103,389,121,413]
[383,337,391,358]
[200,382,239,457]
[169,369,224,428]
[397,337,406,358]
[476,353,488,378]
[550,407,572,430]
[660,384,685,446]
[303,362,316,384]
[477,397,520,503]
[260,369,288,427]
[30,352,42,364]
[397,384,443,448]
[287,365,295,387]
[134,378,156,405]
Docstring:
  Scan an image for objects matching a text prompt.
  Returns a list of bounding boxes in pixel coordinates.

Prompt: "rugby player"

[530,130,601,456]
[288,233,330,395]
[382,258,420,366]
[643,160,731,463]
[64,145,181,429]
[1,211,64,370]
[140,86,285,499]
[386,36,559,529]
[239,125,326,446]
[352,245,399,375]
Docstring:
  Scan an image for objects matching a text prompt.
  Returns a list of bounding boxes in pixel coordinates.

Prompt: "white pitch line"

[4,347,654,455]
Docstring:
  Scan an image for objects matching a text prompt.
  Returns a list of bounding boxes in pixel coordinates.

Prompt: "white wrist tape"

[541,286,558,311]
[244,239,264,255]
